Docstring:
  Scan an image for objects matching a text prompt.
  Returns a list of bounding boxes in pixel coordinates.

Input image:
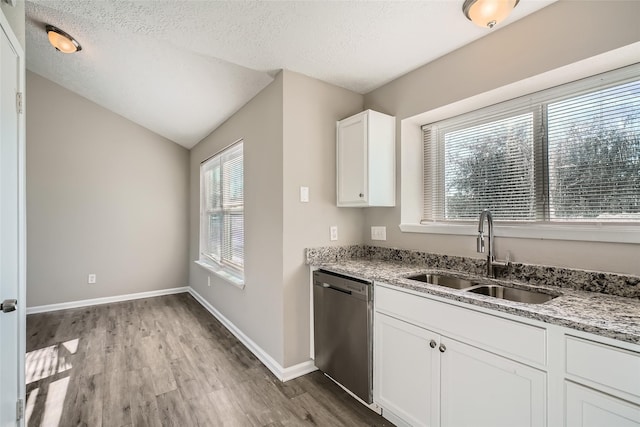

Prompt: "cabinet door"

[374,313,439,427]
[566,381,640,427]
[440,338,546,427]
[337,113,367,206]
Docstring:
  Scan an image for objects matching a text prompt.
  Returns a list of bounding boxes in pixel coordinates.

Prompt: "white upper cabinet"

[336,110,395,207]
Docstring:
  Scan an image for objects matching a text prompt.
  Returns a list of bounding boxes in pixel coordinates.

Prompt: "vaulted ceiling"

[25,0,555,148]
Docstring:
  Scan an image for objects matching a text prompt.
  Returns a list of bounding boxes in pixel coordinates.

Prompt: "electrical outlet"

[371,226,387,241]
[300,186,309,202]
[330,225,338,241]
[88,274,96,284]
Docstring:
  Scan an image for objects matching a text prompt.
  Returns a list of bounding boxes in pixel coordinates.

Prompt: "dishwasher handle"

[321,282,352,295]
[313,270,370,298]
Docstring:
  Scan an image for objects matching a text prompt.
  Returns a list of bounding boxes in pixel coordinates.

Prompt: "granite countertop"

[310,257,640,345]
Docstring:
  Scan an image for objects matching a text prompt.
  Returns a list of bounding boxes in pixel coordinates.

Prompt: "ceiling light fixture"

[46,25,82,53]
[462,0,520,29]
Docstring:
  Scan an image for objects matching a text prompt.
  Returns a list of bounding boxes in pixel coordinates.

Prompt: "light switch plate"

[330,226,338,241]
[371,226,387,240]
[300,186,309,202]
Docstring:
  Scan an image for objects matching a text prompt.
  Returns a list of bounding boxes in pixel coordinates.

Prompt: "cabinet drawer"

[375,284,546,366]
[566,336,640,400]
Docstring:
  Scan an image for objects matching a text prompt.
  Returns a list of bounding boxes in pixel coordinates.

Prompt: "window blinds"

[201,141,244,271]
[547,80,640,221]
[422,64,640,224]
[427,111,539,221]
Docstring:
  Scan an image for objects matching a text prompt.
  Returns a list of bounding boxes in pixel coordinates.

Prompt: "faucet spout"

[477,209,495,277]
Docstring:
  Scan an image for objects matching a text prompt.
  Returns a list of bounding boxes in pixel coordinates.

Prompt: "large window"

[199,140,244,283]
[423,65,640,224]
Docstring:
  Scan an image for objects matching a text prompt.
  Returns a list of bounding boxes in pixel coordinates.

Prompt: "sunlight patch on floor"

[26,339,78,384]
[25,387,39,424]
[43,376,69,427]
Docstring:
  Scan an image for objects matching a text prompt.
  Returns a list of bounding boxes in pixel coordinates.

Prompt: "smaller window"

[199,141,244,283]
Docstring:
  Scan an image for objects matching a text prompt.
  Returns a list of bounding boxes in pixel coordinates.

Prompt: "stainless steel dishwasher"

[313,269,373,403]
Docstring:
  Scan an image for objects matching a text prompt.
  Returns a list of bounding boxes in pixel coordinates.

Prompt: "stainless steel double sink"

[406,273,558,304]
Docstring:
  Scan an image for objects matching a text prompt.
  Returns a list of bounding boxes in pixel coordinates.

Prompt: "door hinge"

[16,92,23,114]
[16,398,24,420]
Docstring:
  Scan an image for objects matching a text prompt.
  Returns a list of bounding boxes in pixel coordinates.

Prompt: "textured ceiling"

[25,0,555,148]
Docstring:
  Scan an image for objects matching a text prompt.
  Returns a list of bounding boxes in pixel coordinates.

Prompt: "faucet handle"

[477,234,485,253]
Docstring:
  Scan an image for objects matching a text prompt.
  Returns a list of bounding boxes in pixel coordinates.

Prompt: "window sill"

[400,222,640,244]
[194,260,245,289]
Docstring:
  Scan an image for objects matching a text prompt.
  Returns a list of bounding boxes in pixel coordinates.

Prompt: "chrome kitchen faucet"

[477,209,509,277]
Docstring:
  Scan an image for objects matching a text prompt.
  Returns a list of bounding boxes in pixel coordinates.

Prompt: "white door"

[566,381,640,427]
[337,112,368,205]
[0,11,25,427]
[374,312,440,427]
[440,338,546,427]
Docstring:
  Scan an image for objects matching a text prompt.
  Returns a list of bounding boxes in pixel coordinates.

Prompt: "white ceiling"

[25,0,555,149]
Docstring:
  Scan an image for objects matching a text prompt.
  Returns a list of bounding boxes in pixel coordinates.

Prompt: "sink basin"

[406,273,478,290]
[467,285,557,304]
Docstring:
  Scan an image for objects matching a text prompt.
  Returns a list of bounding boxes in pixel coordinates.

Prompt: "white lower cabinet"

[564,335,640,427]
[440,338,546,427]
[375,312,546,427]
[372,283,640,427]
[375,313,439,427]
[566,381,640,427]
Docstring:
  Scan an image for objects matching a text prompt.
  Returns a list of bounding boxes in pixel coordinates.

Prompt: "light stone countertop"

[311,258,640,345]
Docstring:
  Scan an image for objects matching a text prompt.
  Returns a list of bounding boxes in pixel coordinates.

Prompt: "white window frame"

[399,46,640,244]
[195,139,245,288]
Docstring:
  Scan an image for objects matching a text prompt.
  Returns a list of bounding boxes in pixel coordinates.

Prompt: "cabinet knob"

[429,340,437,349]
[439,344,446,353]
[359,193,364,198]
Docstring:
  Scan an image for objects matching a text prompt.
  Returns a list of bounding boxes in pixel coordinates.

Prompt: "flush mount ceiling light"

[46,25,82,53]
[462,0,520,29]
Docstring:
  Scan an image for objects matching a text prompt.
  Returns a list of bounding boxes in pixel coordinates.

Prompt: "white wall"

[0,0,25,49]
[26,71,190,307]
[363,0,640,276]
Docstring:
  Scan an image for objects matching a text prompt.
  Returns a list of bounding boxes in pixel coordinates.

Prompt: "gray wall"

[190,73,286,364]
[26,71,190,307]
[281,70,364,366]
[364,0,640,276]
[1,0,25,49]
[189,70,363,368]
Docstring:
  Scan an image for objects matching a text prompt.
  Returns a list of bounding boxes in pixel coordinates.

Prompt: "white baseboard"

[379,407,412,427]
[26,286,189,314]
[188,287,317,382]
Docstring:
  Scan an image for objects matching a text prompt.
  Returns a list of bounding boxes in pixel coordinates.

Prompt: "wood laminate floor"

[25,293,393,427]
